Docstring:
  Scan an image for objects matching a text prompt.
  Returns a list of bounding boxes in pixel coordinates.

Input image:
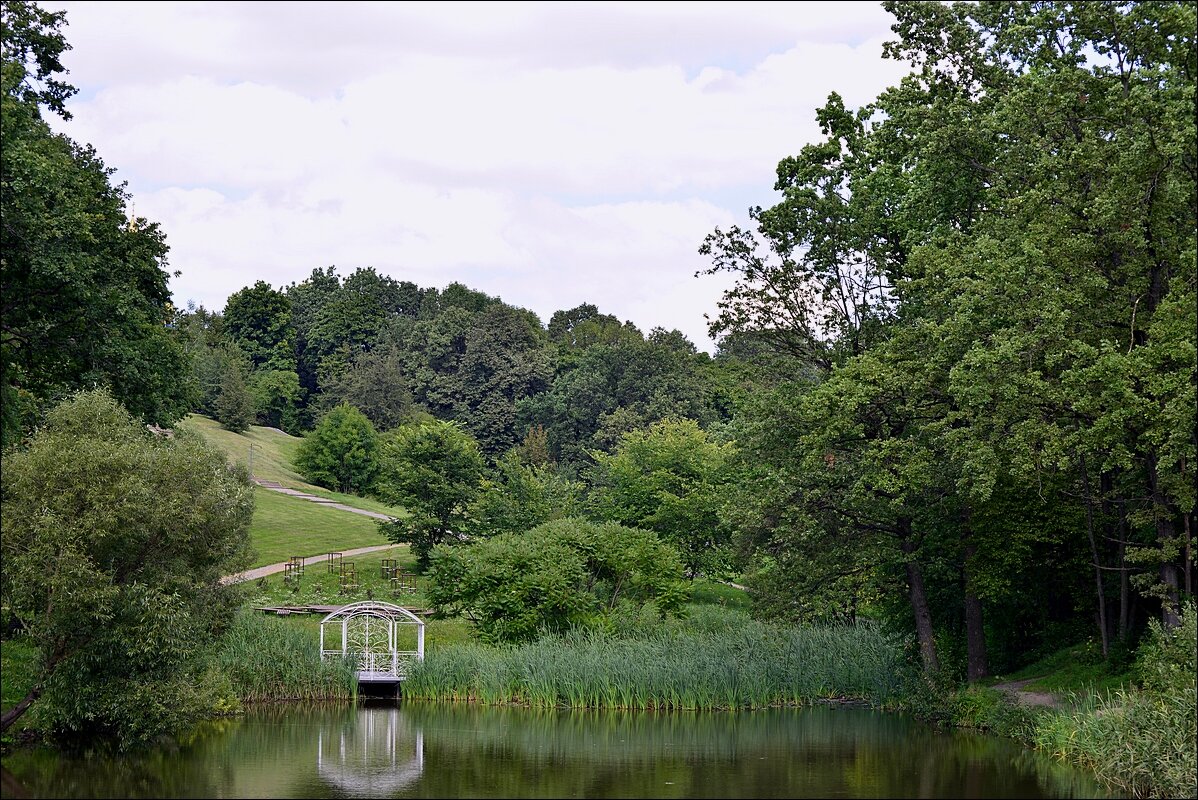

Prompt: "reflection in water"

[2,703,1108,799]
[316,705,423,796]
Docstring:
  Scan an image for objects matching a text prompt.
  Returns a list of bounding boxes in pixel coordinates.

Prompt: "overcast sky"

[44,1,910,351]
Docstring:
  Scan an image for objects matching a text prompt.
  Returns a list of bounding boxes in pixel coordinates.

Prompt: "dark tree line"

[178,268,739,468]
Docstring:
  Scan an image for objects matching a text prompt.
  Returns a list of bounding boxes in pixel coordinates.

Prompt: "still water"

[2,703,1107,799]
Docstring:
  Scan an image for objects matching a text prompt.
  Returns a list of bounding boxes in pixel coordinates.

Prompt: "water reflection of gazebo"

[316,706,424,795]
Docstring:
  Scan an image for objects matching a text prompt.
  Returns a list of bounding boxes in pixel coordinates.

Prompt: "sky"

[44,1,911,352]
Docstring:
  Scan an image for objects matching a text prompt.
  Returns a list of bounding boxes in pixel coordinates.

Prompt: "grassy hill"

[179,414,403,568]
[178,414,403,517]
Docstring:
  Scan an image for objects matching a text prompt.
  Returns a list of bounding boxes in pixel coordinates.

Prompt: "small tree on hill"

[294,403,380,494]
[214,359,254,433]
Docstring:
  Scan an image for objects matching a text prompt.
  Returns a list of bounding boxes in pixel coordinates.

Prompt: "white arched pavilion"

[319,601,425,682]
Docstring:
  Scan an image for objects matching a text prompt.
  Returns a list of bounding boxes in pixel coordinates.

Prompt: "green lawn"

[247,487,393,568]
[178,414,405,517]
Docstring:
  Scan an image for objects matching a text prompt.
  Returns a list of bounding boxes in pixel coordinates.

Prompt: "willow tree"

[0,390,253,746]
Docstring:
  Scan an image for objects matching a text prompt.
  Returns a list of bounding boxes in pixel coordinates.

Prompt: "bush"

[426,518,688,643]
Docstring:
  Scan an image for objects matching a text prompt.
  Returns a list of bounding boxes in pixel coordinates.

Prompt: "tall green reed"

[403,608,908,710]
[216,610,356,702]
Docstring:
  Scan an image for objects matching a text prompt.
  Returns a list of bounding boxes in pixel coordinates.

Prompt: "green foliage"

[518,334,722,469]
[467,450,583,538]
[426,518,688,643]
[403,610,910,709]
[702,0,1197,678]
[375,419,485,569]
[214,358,255,433]
[222,280,295,371]
[293,403,380,494]
[0,389,253,747]
[317,344,414,431]
[454,304,554,455]
[590,418,734,578]
[1031,604,1197,799]
[248,368,301,433]
[1,2,194,436]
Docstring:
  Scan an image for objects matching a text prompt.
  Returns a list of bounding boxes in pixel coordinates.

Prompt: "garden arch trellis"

[319,601,425,682]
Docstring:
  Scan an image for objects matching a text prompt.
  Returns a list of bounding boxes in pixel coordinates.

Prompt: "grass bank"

[243,546,424,606]
[178,414,404,517]
[910,605,1197,799]
[402,606,909,710]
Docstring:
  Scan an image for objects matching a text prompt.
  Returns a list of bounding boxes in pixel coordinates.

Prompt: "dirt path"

[991,678,1063,709]
[221,543,402,585]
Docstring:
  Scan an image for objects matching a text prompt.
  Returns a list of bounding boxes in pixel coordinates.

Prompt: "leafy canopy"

[294,402,380,494]
[426,517,687,643]
[0,389,254,746]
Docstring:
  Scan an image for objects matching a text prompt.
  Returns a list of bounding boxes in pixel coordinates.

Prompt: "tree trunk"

[1081,458,1109,657]
[900,523,939,673]
[0,685,41,734]
[1148,453,1181,628]
[1118,528,1130,641]
[963,541,988,682]
[1185,511,1193,599]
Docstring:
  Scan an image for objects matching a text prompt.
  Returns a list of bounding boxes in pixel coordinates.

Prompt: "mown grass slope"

[178,414,403,517]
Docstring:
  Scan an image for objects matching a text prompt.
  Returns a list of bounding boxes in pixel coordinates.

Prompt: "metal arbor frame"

[319,601,425,680]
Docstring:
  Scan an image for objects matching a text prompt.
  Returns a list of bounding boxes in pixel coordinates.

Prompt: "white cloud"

[45,1,912,351]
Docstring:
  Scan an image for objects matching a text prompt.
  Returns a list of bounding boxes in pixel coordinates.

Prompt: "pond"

[1,702,1108,798]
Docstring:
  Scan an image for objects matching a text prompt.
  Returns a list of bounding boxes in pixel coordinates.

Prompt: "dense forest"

[2,0,1194,698]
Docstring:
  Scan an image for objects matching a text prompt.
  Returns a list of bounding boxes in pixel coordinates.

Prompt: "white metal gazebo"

[319,601,425,683]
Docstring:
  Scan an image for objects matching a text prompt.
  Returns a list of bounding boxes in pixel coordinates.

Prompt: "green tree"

[213,358,254,433]
[467,451,583,538]
[0,389,253,746]
[426,518,687,643]
[375,419,484,569]
[1,1,194,443]
[293,403,380,494]
[590,419,735,579]
[455,304,554,455]
[318,344,414,431]
[702,0,1196,683]
[248,368,301,433]
[222,280,295,371]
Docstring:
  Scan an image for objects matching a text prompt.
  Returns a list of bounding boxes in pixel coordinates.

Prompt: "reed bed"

[215,610,357,702]
[403,608,908,710]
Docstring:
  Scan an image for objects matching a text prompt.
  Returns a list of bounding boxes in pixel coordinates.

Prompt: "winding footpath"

[219,479,400,585]
[251,479,394,520]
